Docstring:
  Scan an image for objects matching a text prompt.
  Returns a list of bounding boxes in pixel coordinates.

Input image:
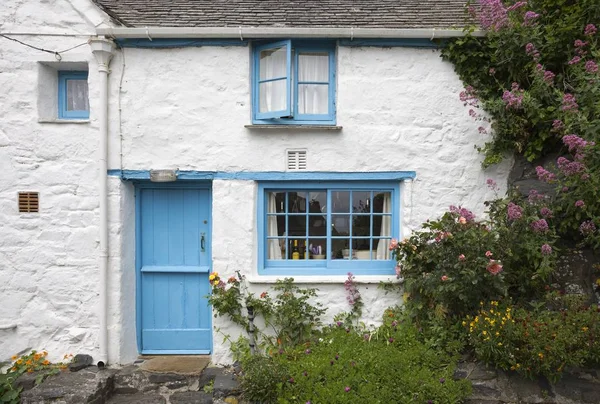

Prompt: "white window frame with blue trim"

[257,181,399,276]
[58,71,89,120]
[252,40,336,125]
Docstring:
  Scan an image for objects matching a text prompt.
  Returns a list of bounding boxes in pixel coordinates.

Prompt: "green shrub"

[239,355,288,403]
[467,298,600,383]
[258,312,472,403]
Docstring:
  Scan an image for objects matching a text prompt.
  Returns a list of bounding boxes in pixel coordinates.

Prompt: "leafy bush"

[391,202,557,324]
[467,298,600,383]
[249,310,471,404]
[239,355,288,403]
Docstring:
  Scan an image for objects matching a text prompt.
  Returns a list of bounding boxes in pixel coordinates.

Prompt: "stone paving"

[18,361,244,404]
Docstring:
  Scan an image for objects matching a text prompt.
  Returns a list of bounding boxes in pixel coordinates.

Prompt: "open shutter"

[255,40,292,120]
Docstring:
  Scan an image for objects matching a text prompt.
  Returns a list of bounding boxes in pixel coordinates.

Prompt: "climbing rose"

[541,244,552,255]
[459,254,466,261]
[485,251,493,258]
[441,275,449,281]
[389,238,398,250]
[394,265,402,277]
[487,260,503,275]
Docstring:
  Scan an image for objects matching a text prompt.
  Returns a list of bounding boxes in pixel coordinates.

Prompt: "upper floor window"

[252,40,336,125]
[258,182,399,276]
[58,71,89,119]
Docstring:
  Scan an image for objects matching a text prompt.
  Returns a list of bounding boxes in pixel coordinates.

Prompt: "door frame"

[134,181,213,354]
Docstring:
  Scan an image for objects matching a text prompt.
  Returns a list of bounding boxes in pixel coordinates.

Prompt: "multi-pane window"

[258,182,399,275]
[253,40,336,125]
[58,71,89,119]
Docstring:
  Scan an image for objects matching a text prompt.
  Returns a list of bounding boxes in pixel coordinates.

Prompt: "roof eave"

[96,26,483,40]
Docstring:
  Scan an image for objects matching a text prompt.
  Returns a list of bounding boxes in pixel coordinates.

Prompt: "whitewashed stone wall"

[1,1,511,366]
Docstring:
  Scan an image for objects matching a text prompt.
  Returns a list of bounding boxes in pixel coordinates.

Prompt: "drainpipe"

[90,37,116,368]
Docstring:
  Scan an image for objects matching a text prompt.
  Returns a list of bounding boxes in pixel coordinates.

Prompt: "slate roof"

[93,0,471,29]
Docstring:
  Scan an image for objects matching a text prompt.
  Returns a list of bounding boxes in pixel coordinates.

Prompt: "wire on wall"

[0,34,88,60]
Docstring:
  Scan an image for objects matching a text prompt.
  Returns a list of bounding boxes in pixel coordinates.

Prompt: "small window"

[58,71,89,119]
[258,182,399,276]
[252,40,336,125]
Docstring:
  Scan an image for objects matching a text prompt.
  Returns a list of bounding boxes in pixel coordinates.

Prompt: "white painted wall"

[0,0,511,366]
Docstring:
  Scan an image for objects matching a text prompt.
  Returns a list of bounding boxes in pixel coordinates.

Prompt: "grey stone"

[199,367,220,388]
[14,372,38,391]
[21,367,116,404]
[69,354,94,372]
[469,363,498,381]
[471,383,502,399]
[147,372,187,384]
[553,373,600,403]
[113,387,139,394]
[166,380,189,389]
[170,391,213,404]
[107,392,166,404]
[213,372,240,398]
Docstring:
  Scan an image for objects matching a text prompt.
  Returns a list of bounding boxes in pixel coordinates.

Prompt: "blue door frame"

[135,181,212,354]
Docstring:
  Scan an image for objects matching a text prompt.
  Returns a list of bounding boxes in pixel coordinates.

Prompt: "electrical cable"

[0,34,88,60]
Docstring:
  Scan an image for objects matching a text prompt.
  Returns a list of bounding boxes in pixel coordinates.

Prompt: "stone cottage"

[0,0,510,366]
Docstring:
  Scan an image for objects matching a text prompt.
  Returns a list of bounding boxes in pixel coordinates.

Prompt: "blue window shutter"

[254,40,292,120]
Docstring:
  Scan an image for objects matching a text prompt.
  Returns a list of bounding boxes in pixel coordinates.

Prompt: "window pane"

[332,191,350,213]
[298,53,329,82]
[298,84,328,115]
[308,215,327,236]
[260,47,287,80]
[331,215,350,236]
[308,238,327,259]
[66,79,89,111]
[308,192,327,213]
[352,215,370,237]
[289,192,307,213]
[267,239,285,260]
[352,191,371,214]
[288,216,306,237]
[374,192,392,213]
[267,192,286,213]
[375,215,392,237]
[374,239,391,260]
[259,79,287,113]
[332,238,351,260]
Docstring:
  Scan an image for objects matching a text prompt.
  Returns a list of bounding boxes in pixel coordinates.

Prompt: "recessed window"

[252,40,336,125]
[58,71,89,119]
[258,182,398,276]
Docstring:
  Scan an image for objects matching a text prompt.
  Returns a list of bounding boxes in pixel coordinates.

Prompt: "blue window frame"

[258,182,399,276]
[58,71,89,119]
[252,40,336,125]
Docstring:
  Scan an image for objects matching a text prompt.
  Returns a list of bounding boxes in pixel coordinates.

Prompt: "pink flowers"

[562,134,590,153]
[394,265,402,278]
[502,83,525,109]
[561,93,578,112]
[585,60,598,73]
[531,219,549,233]
[523,11,539,24]
[459,85,479,107]
[389,238,398,250]
[344,273,361,307]
[525,43,540,60]
[507,202,523,221]
[584,24,597,36]
[473,0,509,31]
[541,244,552,256]
[486,260,503,276]
[540,207,553,218]
[459,216,467,224]
[535,166,555,183]
[568,56,582,65]
[485,251,493,258]
[575,200,585,208]
[557,157,586,176]
[441,275,449,281]
[580,220,596,236]
[542,70,555,84]
[344,386,351,392]
[450,205,476,222]
[458,254,466,261]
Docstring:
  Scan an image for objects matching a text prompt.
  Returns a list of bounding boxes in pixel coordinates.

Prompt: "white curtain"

[267,193,282,259]
[259,47,288,113]
[298,53,329,115]
[67,79,89,111]
[376,193,392,260]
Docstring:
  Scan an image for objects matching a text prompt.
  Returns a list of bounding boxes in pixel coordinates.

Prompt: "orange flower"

[25,360,32,366]
[11,355,18,361]
[42,360,50,366]
[42,351,48,357]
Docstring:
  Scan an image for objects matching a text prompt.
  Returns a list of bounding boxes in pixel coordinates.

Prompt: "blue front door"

[137,186,212,354]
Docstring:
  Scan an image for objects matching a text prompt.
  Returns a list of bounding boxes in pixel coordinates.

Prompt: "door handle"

[200,233,206,252]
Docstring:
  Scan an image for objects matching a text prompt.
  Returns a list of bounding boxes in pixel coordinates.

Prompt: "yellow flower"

[42,351,48,357]
[495,331,500,336]
[497,342,502,346]
[11,355,17,361]
[462,321,467,326]
[538,353,544,359]
[16,359,23,365]
[42,360,50,366]
[582,327,589,332]
[482,330,487,336]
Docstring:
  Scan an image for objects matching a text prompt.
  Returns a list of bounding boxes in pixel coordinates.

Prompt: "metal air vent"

[286,149,307,171]
[18,192,39,213]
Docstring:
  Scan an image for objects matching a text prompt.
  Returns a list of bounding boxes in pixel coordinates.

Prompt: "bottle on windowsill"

[292,240,300,260]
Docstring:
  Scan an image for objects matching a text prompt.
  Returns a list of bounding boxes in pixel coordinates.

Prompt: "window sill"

[38,119,90,124]
[245,124,342,131]
[248,274,402,284]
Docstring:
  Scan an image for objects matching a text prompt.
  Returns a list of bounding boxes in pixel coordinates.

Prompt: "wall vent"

[286,149,307,171]
[18,192,39,213]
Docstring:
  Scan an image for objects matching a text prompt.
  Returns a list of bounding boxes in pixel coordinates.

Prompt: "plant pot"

[355,250,375,260]
[312,254,326,259]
